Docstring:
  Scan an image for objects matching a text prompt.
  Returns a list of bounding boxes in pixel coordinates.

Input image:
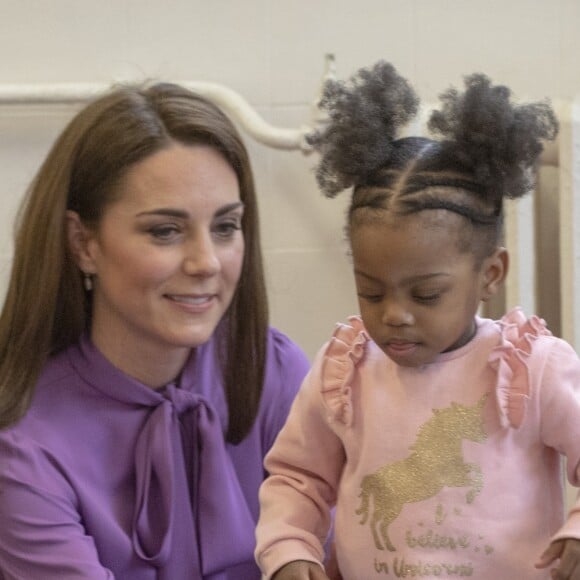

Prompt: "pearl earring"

[83,272,93,292]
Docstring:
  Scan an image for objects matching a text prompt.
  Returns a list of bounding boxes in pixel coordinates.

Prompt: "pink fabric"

[490,307,552,429]
[320,318,368,428]
[256,309,580,580]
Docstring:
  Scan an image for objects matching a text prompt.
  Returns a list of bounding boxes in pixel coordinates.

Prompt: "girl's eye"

[414,293,440,304]
[358,293,383,304]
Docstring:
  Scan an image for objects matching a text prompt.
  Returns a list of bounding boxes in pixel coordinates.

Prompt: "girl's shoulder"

[489,306,571,361]
[314,316,377,426]
[318,316,372,374]
[489,307,579,428]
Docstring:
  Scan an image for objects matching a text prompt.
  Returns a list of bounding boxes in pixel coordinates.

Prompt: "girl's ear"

[66,210,97,274]
[480,247,509,302]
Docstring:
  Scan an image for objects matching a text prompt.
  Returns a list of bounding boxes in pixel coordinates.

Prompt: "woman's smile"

[165,292,218,312]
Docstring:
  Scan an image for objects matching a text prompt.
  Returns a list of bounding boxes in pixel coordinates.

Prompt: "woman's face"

[76,143,245,378]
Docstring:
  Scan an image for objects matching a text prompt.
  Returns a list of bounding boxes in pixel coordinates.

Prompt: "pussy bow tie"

[132,385,255,577]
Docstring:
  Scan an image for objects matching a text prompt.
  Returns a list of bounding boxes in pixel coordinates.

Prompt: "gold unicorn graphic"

[356,395,487,552]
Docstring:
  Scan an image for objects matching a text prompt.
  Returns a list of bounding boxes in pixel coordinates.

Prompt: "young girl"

[255,62,580,580]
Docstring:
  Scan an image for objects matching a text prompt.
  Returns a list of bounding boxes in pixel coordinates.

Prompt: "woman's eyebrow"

[136,202,244,219]
[215,202,244,217]
[136,208,188,218]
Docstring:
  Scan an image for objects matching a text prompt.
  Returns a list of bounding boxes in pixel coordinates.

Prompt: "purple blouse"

[0,328,310,579]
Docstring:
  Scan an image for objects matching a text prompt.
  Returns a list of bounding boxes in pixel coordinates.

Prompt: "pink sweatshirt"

[256,309,580,579]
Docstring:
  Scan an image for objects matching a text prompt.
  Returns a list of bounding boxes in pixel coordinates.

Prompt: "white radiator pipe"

[0,55,338,154]
[0,57,561,166]
[0,80,318,153]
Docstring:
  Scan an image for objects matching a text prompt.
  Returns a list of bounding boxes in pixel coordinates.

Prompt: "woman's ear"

[66,210,96,273]
[480,247,509,302]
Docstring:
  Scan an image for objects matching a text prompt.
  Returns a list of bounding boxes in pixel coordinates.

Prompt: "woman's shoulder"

[36,347,79,388]
[35,345,89,405]
[252,328,311,439]
[1,344,88,441]
[267,326,310,368]
[0,350,78,486]
[262,326,310,394]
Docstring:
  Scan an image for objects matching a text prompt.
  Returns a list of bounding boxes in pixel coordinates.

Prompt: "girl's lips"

[387,342,416,350]
[384,341,418,357]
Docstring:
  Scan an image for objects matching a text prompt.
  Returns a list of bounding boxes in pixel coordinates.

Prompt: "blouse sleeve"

[0,431,115,579]
[255,320,368,579]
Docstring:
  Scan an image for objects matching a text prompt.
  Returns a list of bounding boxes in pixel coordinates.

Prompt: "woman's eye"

[214,220,242,239]
[148,225,180,241]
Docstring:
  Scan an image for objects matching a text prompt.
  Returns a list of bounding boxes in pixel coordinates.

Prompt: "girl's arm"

[255,366,344,580]
[533,338,580,579]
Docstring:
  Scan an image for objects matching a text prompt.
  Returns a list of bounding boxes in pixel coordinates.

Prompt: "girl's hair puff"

[308,60,420,197]
[310,61,559,261]
[428,73,559,206]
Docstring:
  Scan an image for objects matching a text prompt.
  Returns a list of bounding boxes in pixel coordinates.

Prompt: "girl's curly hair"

[308,60,420,197]
[428,73,558,206]
[310,61,558,208]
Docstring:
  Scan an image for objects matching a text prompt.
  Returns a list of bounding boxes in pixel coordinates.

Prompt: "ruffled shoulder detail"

[489,307,552,429]
[320,316,369,427]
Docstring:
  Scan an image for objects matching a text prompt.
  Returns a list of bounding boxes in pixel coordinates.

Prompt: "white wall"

[1,0,579,359]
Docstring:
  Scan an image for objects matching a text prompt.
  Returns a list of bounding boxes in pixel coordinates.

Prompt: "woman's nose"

[183,233,220,276]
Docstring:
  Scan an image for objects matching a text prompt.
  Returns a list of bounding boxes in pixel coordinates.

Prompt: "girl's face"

[70,143,245,378]
[350,211,505,368]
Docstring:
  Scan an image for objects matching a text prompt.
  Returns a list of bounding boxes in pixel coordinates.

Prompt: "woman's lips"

[165,293,216,312]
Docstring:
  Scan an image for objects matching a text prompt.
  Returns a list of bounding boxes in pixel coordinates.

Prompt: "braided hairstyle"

[309,61,559,264]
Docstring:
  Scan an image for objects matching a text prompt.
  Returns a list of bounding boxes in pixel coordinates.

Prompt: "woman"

[0,82,310,579]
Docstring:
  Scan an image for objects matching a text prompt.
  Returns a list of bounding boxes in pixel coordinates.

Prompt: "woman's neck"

[90,325,192,389]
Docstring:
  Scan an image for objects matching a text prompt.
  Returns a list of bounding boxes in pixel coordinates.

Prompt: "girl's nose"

[381,299,413,327]
[183,233,220,276]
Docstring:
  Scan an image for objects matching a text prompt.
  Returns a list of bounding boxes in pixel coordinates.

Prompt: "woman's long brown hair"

[0,82,268,444]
